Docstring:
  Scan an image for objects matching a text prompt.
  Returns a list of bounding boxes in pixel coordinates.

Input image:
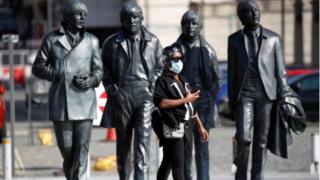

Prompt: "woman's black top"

[153,69,197,129]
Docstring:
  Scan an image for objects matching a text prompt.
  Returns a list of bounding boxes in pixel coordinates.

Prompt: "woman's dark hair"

[162,45,183,65]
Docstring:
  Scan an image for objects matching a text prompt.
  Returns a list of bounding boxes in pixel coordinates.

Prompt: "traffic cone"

[106,128,116,141]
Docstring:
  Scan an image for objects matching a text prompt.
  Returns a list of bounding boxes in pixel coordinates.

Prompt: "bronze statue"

[100,1,163,180]
[32,1,103,179]
[228,1,290,180]
[172,10,220,180]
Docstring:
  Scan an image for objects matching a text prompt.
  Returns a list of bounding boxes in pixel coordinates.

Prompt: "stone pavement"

[0,120,319,179]
[12,172,320,180]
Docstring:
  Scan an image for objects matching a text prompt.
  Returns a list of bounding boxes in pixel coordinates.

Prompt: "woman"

[153,45,209,180]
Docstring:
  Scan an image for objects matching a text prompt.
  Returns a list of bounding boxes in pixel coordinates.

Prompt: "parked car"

[216,81,231,118]
[286,68,318,76]
[218,61,228,82]
[0,82,6,141]
[216,68,319,121]
[288,72,319,121]
[216,62,232,118]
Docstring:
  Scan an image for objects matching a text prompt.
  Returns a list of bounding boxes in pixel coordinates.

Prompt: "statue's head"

[63,0,88,30]
[120,1,143,36]
[237,0,260,27]
[180,10,202,38]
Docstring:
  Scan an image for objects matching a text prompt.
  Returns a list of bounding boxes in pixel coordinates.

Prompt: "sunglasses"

[169,58,182,62]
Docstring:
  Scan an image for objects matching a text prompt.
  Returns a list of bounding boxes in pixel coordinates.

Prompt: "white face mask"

[169,60,183,74]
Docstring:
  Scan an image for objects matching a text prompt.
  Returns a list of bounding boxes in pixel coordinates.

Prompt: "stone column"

[281,0,285,55]
[311,0,319,68]
[294,0,304,66]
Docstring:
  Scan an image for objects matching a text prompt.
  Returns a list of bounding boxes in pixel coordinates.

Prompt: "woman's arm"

[159,98,186,109]
[159,90,200,109]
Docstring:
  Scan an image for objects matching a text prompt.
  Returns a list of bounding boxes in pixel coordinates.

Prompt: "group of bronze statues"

[32,0,305,180]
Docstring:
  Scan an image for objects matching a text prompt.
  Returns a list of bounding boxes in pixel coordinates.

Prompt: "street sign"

[2,34,19,43]
[93,83,107,126]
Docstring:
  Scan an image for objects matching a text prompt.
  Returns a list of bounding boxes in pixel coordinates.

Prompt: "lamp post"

[2,34,19,177]
[47,0,53,31]
[281,0,285,56]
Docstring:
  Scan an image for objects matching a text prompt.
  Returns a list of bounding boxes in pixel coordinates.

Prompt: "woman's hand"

[185,90,200,103]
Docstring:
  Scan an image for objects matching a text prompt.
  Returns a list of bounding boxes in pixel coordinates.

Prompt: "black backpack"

[151,109,165,146]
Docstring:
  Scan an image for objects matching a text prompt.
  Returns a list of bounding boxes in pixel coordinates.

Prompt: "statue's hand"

[108,84,119,97]
[199,127,209,143]
[281,103,296,116]
[73,75,95,90]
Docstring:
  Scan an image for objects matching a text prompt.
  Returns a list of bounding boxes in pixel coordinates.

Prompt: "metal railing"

[0,49,33,84]
[0,49,50,145]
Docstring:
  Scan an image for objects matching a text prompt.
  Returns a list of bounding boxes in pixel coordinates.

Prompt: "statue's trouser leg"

[54,120,92,180]
[235,96,254,180]
[115,86,152,180]
[133,86,152,180]
[115,88,134,180]
[194,112,210,180]
[235,93,272,180]
[250,94,272,180]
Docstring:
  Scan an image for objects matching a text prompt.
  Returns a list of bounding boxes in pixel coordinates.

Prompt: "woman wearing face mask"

[153,45,209,180]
